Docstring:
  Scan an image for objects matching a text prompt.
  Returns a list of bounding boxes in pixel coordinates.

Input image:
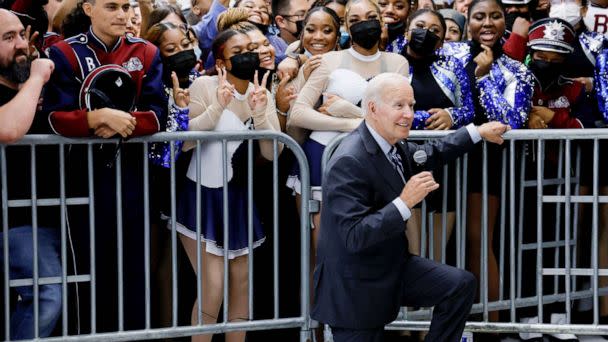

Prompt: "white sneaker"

[519,316,543,340]
[549,313,578,341]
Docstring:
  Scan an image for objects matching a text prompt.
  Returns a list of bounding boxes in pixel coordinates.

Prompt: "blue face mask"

[303,49,313,58]
[339,27,351,49]
[193,45,203,61]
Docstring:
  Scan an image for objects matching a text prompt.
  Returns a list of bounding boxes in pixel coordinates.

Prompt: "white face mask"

[584,4,608,37]
[549,3,582,26]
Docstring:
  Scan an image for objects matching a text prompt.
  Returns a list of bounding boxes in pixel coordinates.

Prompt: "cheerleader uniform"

[404,52,475,130]
[149,70,200,222]
[386,35,407,55]
[404,48,475,211]
[440,41,534,195]
[175,75,282,259]
[287,47,409,200]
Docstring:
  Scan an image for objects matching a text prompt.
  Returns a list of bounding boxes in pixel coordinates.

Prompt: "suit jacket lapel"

[358,123,404,197]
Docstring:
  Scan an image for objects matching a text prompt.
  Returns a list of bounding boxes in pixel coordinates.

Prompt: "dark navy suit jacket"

[311,122,476,329]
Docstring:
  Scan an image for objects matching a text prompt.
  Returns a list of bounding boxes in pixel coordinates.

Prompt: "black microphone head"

[413,149,427,165]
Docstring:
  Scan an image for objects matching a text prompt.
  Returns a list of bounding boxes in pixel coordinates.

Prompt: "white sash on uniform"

[186,109,251,188]
[310,68,368,146]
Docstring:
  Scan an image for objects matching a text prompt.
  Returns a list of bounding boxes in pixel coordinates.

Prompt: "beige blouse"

[186,75,282,160]
[289,48,410,132]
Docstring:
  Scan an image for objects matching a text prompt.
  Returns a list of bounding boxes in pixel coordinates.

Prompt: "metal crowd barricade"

[0,131,311,341]
[321,129,608,336]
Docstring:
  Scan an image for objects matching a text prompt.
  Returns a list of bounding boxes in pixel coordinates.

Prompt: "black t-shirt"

[0,83,18,104]
[0,83,61,230]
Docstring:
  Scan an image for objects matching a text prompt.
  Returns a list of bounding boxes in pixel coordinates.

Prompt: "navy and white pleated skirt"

[174,144,265,259]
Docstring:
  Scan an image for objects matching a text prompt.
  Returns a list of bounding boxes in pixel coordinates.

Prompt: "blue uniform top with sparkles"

[440,42,534,129]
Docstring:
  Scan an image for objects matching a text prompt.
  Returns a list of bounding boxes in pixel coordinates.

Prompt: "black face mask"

[408,28,440,56]
[350,19,382,50]
[289,19,304,38]
[228,51,260,80]
[163,49,197,86]
[387,21,406,42]
[251,21,269,35]
[529,59,561,88]
[505,12,530,32]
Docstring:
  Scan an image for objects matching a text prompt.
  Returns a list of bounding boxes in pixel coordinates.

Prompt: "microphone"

[412,148,435,203]
[413,149,428,174]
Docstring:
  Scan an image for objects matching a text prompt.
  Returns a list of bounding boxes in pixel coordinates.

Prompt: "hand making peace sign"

[171,72,190,108]
[248,70,270,113]
[25,25,40,59]
[216,66,235,109]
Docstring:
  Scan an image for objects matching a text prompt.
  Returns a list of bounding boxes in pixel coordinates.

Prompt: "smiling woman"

[176,26,282,342]
[217,8,277,76]
[235,0,271,25]
[298,6,340,55]
[379,0,411,53]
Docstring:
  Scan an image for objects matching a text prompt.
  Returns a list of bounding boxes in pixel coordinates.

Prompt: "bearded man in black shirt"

[0,8,58,340]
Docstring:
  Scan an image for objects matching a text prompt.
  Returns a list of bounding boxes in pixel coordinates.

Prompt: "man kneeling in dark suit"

[312,72,510,342]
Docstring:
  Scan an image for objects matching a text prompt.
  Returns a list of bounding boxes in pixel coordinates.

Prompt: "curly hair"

[217,7,259,33]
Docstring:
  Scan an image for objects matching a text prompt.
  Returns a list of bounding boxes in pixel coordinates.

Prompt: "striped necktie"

[389,146,405,183]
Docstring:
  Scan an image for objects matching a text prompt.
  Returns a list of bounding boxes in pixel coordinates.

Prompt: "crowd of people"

[0,0,608,339]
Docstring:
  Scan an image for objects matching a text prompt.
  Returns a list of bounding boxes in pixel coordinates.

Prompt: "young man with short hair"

[41,0,167,332]
[272,0,309,44]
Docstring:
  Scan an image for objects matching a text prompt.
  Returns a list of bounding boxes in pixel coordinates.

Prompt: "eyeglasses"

[280,13,306,21]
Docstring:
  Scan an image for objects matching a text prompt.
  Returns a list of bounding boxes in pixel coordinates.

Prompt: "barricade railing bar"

[0,131,311,342]
[2,128,608,341]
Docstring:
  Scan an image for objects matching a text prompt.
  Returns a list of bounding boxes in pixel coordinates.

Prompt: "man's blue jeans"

[0,226,62,339]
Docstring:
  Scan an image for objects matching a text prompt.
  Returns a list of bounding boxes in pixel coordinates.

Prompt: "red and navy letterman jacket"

[532,79,586,129]
[42,28,167,136]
